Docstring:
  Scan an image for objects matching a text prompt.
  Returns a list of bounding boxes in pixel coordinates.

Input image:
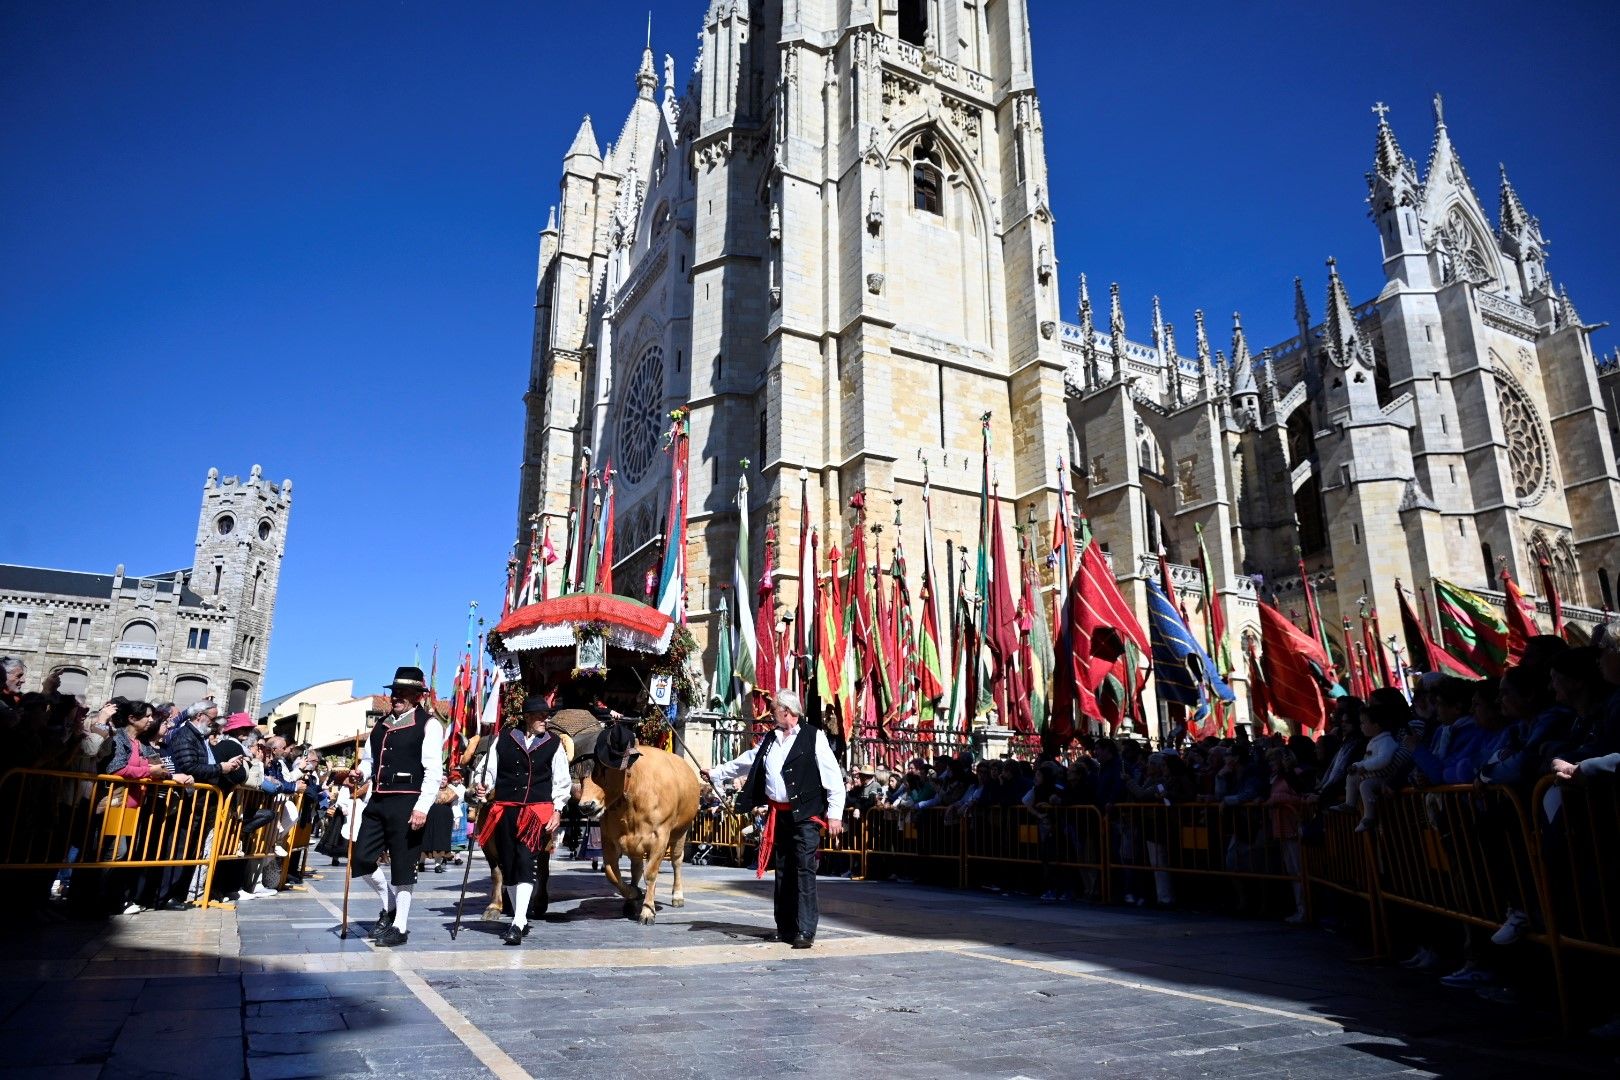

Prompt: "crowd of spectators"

[0,656,381,921]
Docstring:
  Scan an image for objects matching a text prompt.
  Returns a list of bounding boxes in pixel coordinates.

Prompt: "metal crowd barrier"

[0,768,228,874]
[961,805,1108,901]
[862,807,965,885]
[1531,774,1620,962]
[1107,801,1304,907]
[1302,807,1385,956]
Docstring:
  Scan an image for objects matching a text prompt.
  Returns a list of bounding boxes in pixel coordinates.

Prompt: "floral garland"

[571,621,609,644]
[649,625,704,708]
[499,676,526,730]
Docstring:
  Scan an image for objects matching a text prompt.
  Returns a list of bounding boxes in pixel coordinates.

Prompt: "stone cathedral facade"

[515,0,1617,732]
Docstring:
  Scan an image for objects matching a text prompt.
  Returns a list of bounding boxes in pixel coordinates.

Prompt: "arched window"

[172,675,210,709]
[898,0,928,47]
[120,621,157,645]
[912,133,943,216]
[113,671,150,701]
[1286,409,1315,468]
[52,668,88,700]
[228,680,252,714]
[1481,543,1495,583]
[1599,568,1613,610]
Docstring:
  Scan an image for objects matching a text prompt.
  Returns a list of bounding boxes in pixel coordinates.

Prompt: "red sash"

[755,800,826,879]
[476,801,555,852]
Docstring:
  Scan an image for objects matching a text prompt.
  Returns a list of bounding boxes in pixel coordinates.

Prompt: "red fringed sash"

[755,800,825,879]
[477,801,555,852]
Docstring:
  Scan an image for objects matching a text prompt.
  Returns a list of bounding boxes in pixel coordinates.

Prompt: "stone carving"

[1436,205,1494,286]
[866,273,884,295]
[1040,320,1055,340]
[1177,457,1201,504]
[867,188,884,233]
[1089,454,1109,484]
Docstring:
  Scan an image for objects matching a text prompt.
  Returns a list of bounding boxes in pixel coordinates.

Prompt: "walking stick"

[450,810,480,941]
[339,728,363,939]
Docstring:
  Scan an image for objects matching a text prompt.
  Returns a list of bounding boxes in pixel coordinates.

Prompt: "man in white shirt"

[704,689,844,948]
[473,695,572,945]
[352,666,444,947]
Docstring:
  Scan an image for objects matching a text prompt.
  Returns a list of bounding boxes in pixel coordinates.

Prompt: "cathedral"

[514,1,1617,732]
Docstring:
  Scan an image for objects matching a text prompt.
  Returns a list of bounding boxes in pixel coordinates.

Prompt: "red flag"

[1501,567,1539,666]
[1061,533,1149,732]
[986,485,1023,730]
[1536,558,1565,639]
[1245,638,1273,736]
[1258,602,1330,736]
[1360,616,1384,690]
[596,468,616,595]
[754,527,779,697]
[539,524,557,601]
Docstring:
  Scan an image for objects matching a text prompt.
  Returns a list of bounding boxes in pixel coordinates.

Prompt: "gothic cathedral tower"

[517,1,1071,664]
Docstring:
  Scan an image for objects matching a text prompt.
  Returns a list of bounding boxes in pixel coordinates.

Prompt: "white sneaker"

[1491,908,1527,946]
[121,902,143,915]
[1439,963,1496,988]
[1123,893,1137,906]
[274,845,289,858]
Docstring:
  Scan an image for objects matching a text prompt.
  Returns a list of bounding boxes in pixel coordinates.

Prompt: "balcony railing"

[112,641,158,662]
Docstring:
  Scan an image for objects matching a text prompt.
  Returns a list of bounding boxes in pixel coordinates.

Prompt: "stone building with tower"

[0,466,292,715]
[515,1,1617,733]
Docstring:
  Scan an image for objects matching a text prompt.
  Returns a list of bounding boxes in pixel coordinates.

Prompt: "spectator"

[165,699,246,906]
[1330,688,1410,832]
[1264,746,1309,924]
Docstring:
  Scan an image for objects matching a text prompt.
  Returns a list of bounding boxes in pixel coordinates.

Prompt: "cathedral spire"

[1228,312,1256,398]
[636,25,658,101]
[1194,309,1213,398]
[1371,101,1406,180]
[1498,163,1530,234]
[1293,276,1312,338]
[1078,274,1098,387]
[1108,283,1127,385]
[566,115,603,163]
[1558,284,1583,330]
[1323,256,1373,369]
[1163,319,1183,405]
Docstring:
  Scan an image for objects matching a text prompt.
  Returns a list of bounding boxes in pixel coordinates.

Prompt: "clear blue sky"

[4,1,1617,699]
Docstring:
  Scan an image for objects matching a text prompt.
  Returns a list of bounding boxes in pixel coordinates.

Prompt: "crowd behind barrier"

[5,628,1620,1038]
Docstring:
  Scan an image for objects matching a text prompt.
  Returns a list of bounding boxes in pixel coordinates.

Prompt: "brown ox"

[578,743,699,924]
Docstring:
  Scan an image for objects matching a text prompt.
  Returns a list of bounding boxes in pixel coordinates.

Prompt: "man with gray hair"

[703,689,844,948]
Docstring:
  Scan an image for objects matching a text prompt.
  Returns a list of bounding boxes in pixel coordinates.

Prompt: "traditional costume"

[474,695,571,945]
[352,666,444,947]
[709,691,844,947]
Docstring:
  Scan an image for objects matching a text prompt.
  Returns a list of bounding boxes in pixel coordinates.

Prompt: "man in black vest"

[352,666,444,947]
[472,694,571,945]
[705,689,845,948]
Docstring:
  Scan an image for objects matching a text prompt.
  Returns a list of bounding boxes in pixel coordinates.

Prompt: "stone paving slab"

[0,853,1615,1078]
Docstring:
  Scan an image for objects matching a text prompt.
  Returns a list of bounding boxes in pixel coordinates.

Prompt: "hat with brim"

[521,694,554,714]
[386,665,428,693]
[220,713,257,735]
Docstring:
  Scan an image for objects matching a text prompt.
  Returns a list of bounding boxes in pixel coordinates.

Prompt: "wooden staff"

[338,726,364,938]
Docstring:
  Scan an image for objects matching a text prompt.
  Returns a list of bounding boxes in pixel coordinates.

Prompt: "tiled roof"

[0,563,211,608]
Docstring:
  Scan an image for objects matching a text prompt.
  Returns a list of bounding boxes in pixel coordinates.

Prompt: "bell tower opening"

[912,133,943,215]
[898,1,928,48]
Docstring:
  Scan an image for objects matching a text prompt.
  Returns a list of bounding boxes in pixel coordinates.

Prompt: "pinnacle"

[566,115,602,161]
[1372,102,1405,178]
[1499,162,1531,234]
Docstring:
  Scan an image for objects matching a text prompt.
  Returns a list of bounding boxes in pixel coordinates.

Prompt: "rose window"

[616,346,665,486]
[1497,377,1548,501]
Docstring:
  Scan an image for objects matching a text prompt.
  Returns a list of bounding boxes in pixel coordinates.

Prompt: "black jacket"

[168,721,239,788]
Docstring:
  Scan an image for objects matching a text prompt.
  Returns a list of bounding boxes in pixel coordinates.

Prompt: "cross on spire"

[1371,101,1390,121]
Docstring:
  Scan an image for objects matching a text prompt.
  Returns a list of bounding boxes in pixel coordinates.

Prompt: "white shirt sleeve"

[709,743,759,788]
[474,738,498,792]
[414,717,446,816]
[550,740,572,805]
[816,731,845,820]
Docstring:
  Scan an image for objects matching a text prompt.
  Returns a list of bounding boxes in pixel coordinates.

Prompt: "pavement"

[1,850,1613,1080]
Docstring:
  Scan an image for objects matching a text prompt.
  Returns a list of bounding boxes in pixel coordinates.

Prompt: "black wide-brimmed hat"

[385,666,428,693]
[521,694,554,714]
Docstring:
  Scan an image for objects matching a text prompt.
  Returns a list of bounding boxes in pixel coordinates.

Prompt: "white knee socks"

[393,886,413,931]
[370,868,395,911]
[513,883,534,928]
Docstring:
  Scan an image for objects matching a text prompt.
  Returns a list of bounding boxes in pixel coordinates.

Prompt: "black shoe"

[435,863,446,874]
[373,926,409,948]
[502,923,525,946]
[156,900,192,912]
[791,937,813,950]
[369,909,394,939]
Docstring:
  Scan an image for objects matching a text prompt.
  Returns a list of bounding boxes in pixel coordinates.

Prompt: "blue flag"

[1146,578,1235,706]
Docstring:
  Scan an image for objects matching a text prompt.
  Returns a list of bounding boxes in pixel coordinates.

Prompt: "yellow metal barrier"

[278,792,313,888]
[961,805,1108,901]
[1532,774,1620,961]
[1108,801,1305,911]
[863,808,964,886]
[0,768,226,873]
[1302,807,1385,956]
